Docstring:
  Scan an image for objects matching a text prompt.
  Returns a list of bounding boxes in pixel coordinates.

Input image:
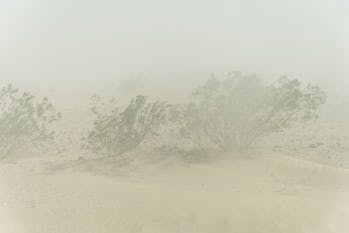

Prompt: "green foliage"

[180,72,327,151]
[0,84,61,157]
[83,72,327,157]
[82,95,170,156]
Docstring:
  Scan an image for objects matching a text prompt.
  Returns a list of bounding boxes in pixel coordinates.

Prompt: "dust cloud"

[1,0,349,232]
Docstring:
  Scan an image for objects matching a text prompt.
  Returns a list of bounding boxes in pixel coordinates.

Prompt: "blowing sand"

[0,150,349,233]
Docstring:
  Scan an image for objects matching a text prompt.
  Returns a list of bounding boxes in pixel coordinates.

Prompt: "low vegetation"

[0,73,327,161]
[83,72,326,157]
[82,95,171,156]
[0,84,61,158]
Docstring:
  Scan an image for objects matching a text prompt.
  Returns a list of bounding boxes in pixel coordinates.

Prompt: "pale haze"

[1,1,349,233]
[0,0,348,96]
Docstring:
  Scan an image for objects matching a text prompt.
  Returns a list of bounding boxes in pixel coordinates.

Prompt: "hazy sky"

[0,0,348,96]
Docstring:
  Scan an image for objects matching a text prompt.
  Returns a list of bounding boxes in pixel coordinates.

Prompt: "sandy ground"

[1,150,349,233]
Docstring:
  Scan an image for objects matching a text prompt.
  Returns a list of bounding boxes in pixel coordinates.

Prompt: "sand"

[0,150,349,233]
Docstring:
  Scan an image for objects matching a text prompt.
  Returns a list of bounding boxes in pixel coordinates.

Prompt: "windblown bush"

[83,72,327,158]
[180,72,327,151]
[82,95,170,156]
[0,84,61,158]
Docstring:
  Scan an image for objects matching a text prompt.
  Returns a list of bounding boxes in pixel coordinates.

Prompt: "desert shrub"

[180,72,327,151]
[83,72,327,158]
[82,95,171,156]
[0,84,61,158]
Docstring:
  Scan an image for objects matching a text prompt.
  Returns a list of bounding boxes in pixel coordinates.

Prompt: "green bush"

[82,95,170,156]
[83,72,327,157]
[0,84,61,158]
[180,72,327,151]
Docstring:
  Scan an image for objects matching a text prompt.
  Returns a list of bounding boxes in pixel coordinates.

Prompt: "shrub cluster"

[82,73,326,157]
[0,73,327,160]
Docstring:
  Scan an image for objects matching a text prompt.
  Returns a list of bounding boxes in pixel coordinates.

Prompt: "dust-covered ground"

[0,98,349,233]
[1,149,349,233]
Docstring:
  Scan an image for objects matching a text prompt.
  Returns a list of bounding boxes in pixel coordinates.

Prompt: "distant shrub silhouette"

[82,95,170,156]
[0,84,61,158]
[180,72,327,151]
[117,76,144,95]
